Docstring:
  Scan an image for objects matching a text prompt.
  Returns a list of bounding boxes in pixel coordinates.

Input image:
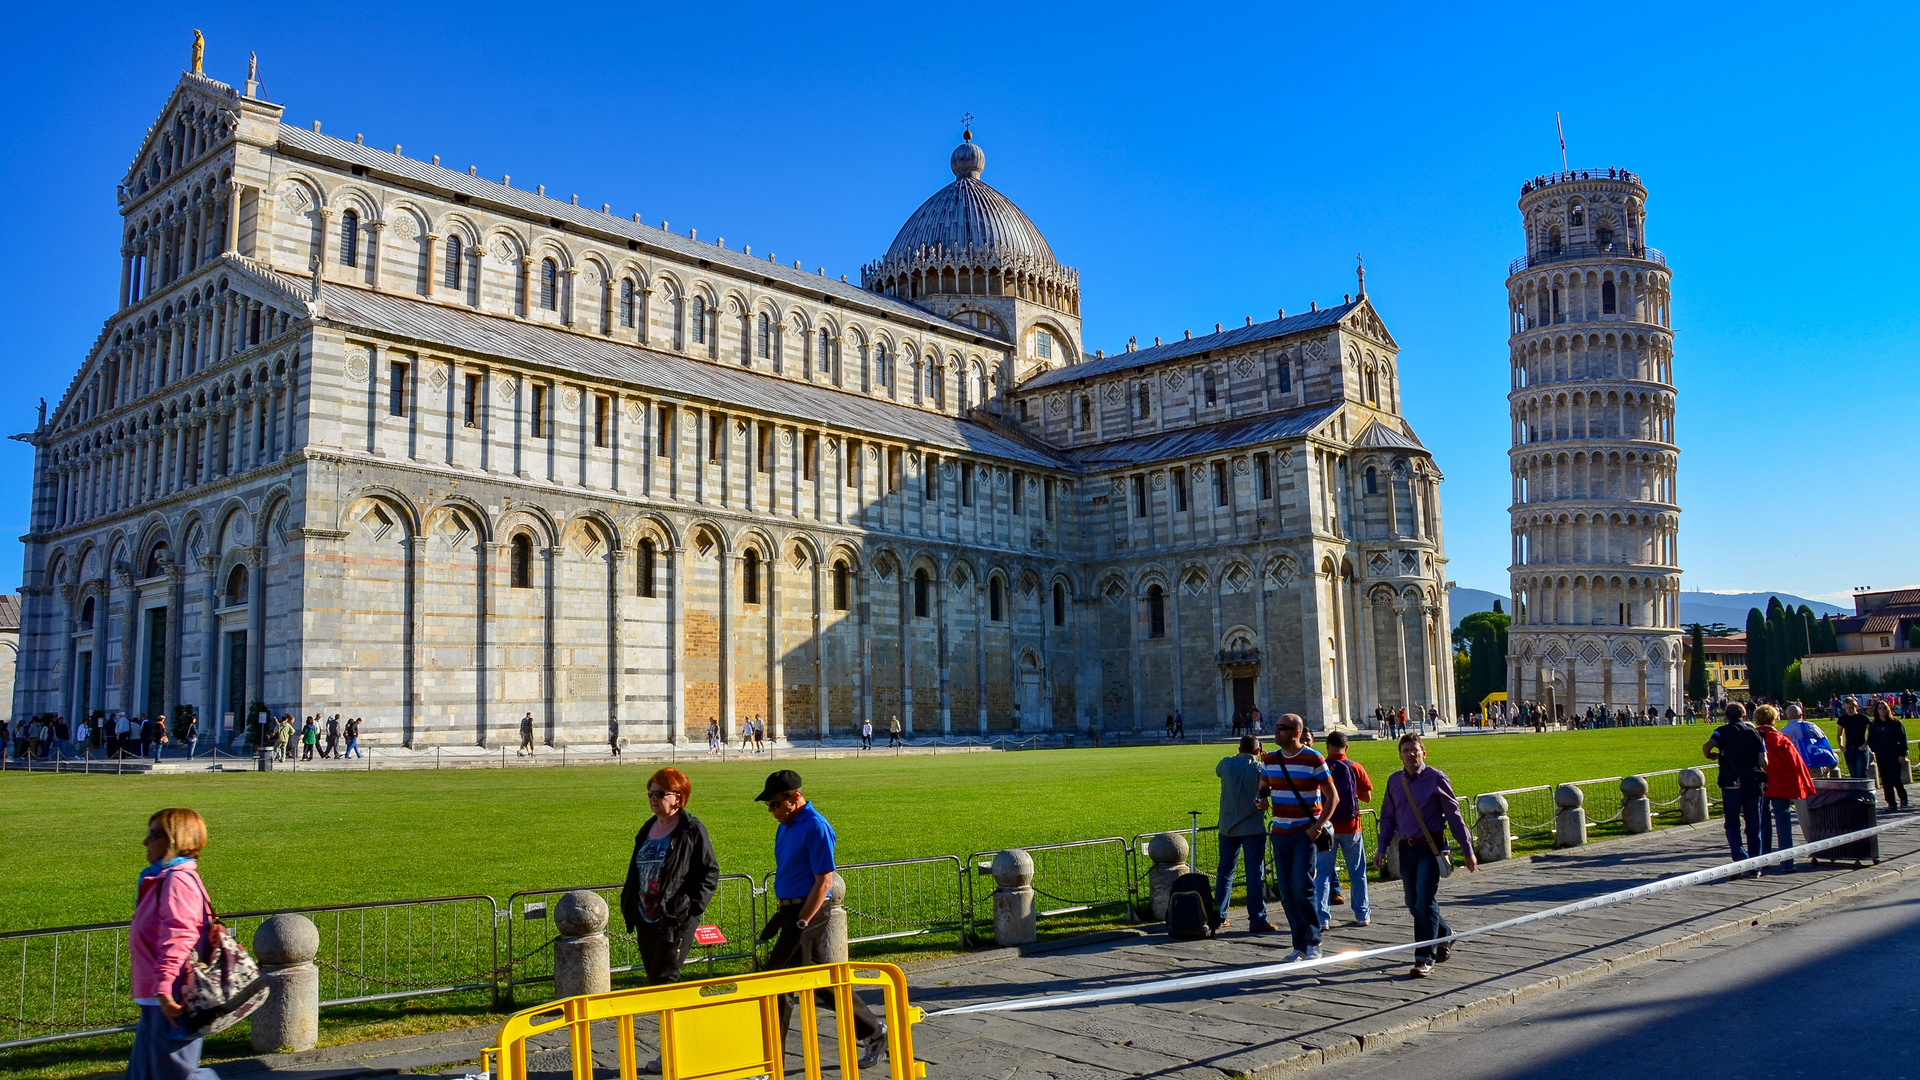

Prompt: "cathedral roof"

[297,275,1075,471]
[881,135,1060,268]
[1063,404,1343,467]
[272,126,993,342]
[1352,419,1428,454]
[1018,300,1361,391]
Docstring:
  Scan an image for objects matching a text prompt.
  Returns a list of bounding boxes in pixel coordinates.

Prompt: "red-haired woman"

[130,808,219,1080]
[620,768,721,985]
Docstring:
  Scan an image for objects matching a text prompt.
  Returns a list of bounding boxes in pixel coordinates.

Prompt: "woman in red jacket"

[131,808,220,1080]
[1754,706,1816,874]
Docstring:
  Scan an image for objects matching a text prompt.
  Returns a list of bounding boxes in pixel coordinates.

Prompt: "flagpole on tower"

[1556,112,1568,172]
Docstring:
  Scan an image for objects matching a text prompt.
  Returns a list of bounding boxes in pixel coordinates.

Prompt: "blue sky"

[2,2,1913,603]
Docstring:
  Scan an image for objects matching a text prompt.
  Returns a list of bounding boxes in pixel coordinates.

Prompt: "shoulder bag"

[1276,753,1335,852]
[1396,771,1453,879]
[167,874,270,1037]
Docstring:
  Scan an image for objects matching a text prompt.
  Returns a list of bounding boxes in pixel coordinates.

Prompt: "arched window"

[144,542,170,578]
[225,565,249,604]
[1569,201,1584,227]
[1052,582,1066,626]
[636,538,656,597]
[989,577,1004,621]
[1202,371,1217,406]
[1601,280,1617,314]
[757,313,771,358]
[1079,395,1092,430]
[819,329,832,379]
[1364,466,1378,494]
[914,568,930,618]
[1148,584,1166,637]
[832,560,850,611]
[444,235,463,289]
[743,549,761,605]
[875,344,889,387]
[1137,383,1151,419]
[691,298,707,344]
[80,596,96,628]
[620,279,636,327]
[510,534,533,589]
[340,210,360,268]
[1597,227,1614,249]
[540,259,559,311]
[1546,226,1562,256]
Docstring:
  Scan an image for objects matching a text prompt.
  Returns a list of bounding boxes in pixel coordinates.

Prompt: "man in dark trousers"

[754,770,887,1070]
[1835,696,1871,779]
[1704,702,1768,874]
[324,715,341,758]
[518,712,536,756]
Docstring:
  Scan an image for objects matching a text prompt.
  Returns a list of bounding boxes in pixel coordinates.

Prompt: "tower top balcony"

[1520,168,1644,196]
[1509,241,1665,277]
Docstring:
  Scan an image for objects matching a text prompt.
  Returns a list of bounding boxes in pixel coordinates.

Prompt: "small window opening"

[464,373,481,427]
[637,539,656,597]
[531,385,548,439]
[743,550,761,605]
[1148,585,1166,637]
[832,560,850,611]
[593,395,609,447]
[1133,474,1148,517]
[1052,583,1066,627]
[914,569,930,618]
[389,361,409,417]
[989,578,1004,622]
[510,534,534,589]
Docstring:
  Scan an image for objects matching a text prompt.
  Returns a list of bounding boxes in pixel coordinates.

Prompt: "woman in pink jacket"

[131,807,220,1080]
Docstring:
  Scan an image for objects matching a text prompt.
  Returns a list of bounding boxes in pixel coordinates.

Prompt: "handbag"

[1397,771,1453,879]
[1276,751,1335,852]
[169,876,270,1037]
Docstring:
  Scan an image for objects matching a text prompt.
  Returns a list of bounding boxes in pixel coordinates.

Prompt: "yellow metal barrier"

[482,962,927,1080]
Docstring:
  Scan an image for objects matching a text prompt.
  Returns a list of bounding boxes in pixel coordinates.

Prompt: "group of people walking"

[702,716,773,755]
[260,714,361,762]
[1371,705,1438,739]
[1215,715,1476,979]
[2,713,192,763]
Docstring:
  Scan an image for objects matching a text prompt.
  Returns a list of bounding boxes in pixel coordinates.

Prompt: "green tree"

[1816,614,1838,653]
[1764,597,1789,700]
[1745,607,1770,701]
[1687,623,1709,700]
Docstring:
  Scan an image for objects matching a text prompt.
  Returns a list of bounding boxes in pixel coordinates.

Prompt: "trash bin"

[1802,777,1877,865]
[256,748,274,772]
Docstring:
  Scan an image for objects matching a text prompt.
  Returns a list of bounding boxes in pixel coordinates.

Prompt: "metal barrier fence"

[827,856,967,949]
[966,837,1134,925]
[0,894,499,1051]
[1480,785,1557,833]
[503,875,760,1004]
[1568,776,1626,825]
[1643,769,1687,814]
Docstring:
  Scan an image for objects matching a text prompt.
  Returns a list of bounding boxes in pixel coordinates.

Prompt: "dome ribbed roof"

[883,135,1059,267]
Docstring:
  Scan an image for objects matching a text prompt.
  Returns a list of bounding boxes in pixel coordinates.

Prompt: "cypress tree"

[1765,599,1790,699]
[1745,608,1770,701]
[1687,623,1709,701]
[1817,614,1837,653]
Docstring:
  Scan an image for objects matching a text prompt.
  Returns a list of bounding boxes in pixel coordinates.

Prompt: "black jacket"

[619,813,721,934]
[1867,718,1910,762]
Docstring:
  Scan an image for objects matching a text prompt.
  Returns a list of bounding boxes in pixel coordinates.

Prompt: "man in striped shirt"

[1257,713,1340,961]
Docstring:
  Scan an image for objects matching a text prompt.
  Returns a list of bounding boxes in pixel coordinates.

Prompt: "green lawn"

[3,725,1732,931]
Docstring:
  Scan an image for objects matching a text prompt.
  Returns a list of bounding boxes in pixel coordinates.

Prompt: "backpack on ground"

[1166,871,1221,940]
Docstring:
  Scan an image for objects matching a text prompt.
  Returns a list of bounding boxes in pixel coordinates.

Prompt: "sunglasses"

[646,790,675,799]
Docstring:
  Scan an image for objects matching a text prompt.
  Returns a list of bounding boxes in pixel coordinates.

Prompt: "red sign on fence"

[693,925,727,946]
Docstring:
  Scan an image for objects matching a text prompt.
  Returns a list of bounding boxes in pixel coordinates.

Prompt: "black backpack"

[1166,871,1221,940]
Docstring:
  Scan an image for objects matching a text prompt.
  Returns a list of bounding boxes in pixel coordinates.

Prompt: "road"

[1305,869,1920,1080]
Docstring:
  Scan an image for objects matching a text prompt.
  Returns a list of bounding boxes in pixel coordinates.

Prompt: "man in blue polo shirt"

[755,769,886,1069]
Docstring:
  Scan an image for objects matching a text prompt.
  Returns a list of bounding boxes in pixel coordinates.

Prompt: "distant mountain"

[1446,586,1844,632]
[1449,587,1507,628]
[1680,591,1846,631]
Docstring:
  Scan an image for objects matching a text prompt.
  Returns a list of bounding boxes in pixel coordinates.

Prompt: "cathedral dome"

[882,133,1060,268]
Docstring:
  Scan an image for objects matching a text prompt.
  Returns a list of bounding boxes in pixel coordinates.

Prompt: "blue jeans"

[128,1003,218,1080]
[345,737,362,758]
[1721,778,1765,862]
[1845,747,1870,779]
[1315,830,1370,925]
[1398,842,1452,960]
[1268,830,1322,951]
[1214,832,1267,924]
[1761,796,1797,871]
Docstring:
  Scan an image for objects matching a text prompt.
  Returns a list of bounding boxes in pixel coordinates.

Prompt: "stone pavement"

[204,814,1920,1080]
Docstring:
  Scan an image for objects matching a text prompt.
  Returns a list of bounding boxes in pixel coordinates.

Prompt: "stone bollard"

[989,850,1037,947]
[251,914,319,1053]
[1679,767,1710,824]
[1473,793,1511,864]
[817,873,850,963]
[1621,775,1653,834]
[1554,783,1587,848]
[552,890,610,1000]
[1146,832,1192,922]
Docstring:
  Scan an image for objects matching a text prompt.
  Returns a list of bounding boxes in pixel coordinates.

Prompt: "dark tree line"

[1452,601,1510,711]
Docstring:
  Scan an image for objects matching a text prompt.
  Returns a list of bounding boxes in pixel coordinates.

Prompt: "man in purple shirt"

[1373,733,1477,978]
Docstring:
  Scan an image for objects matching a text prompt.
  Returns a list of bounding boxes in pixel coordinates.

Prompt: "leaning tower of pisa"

[1505,168,1682,719]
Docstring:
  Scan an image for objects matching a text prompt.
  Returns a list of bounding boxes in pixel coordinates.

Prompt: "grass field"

[2,725,1744,932]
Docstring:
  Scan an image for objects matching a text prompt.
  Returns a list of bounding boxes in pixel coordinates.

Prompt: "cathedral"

[12,48,1454,748]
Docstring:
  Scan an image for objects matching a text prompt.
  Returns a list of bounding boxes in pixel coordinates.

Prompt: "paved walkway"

[205,814,1920,1080]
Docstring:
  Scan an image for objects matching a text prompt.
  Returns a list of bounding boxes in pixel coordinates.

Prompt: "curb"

[1239,839,1920,1077]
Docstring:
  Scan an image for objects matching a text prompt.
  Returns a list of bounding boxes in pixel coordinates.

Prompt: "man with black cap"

[754,769,887,1069]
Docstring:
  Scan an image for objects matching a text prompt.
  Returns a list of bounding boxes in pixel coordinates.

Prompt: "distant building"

[1801,588,1920,686]
[0,595,16,721]
[1681,632,1746,698]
